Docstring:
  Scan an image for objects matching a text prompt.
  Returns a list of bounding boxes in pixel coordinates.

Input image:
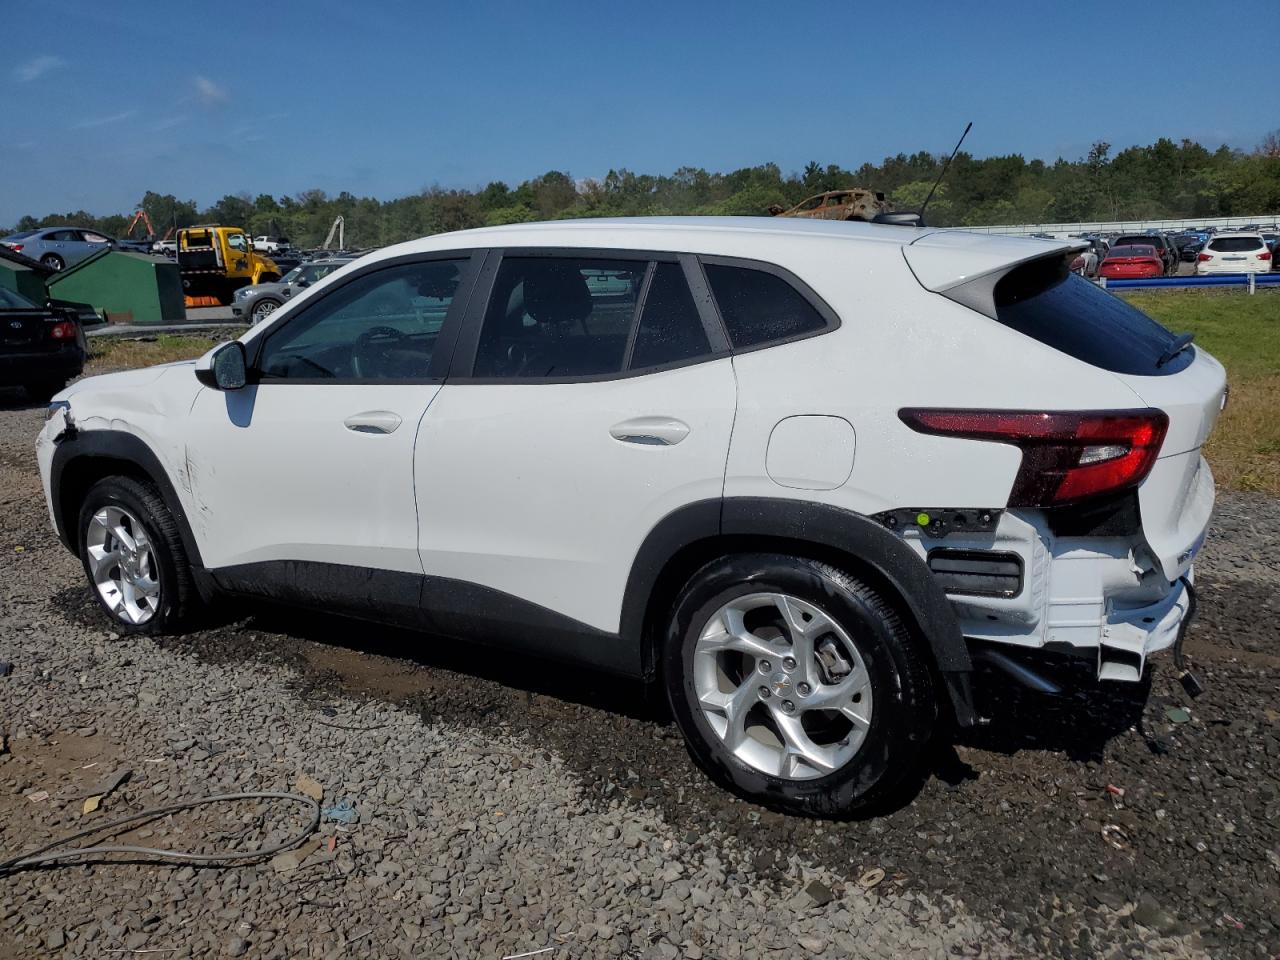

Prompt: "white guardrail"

[956,214,1279,239]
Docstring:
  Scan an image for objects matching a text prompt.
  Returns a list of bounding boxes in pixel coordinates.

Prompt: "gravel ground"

[1,379,1277,959]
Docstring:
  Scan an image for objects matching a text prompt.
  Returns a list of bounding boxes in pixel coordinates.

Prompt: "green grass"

[1121,289,1280,493]
[87,332,246,374]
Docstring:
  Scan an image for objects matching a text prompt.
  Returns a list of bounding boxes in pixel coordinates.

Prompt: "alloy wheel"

[84,505,160,625]
[692,592,873,781]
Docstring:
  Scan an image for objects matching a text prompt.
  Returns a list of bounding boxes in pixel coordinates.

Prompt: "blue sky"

[3,0,1276,225]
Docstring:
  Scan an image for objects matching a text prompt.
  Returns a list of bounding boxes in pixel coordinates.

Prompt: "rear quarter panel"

[722,243,1150,515]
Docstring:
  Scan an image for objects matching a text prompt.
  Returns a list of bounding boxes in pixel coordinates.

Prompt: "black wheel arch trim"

[623,496,976,727]
[49,429,212,597]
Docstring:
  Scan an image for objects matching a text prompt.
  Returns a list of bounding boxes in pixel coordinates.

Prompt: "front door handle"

[609,417,690,446]
[344,410,402,435]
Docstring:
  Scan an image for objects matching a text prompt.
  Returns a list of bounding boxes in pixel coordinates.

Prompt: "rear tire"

[41,254,65,271]
[76,476,199,635]
[663,553,936,816]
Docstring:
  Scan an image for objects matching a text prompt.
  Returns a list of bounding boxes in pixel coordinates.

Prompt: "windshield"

[281,266,305,284]
[0,287,39,309]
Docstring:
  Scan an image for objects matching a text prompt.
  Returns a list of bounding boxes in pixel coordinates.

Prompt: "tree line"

[8,133,1279,249]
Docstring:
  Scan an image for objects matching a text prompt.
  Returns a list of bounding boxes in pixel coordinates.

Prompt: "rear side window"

[1207,237,1264,252]
[472,257,644,378]
[630,262,711,369]
[991,259,1192,376]
[704,263,827,349]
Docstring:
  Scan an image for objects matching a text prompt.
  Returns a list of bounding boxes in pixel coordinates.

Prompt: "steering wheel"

[352,325,406,379]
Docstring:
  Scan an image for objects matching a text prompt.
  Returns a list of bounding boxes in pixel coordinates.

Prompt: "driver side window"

[257,259,466,381]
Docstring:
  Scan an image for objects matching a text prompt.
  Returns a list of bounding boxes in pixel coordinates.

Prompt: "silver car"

[231,258,354,324]
[0,226,114,271]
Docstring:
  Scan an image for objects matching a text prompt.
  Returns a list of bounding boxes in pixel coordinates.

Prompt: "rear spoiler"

[903,232,1088,319]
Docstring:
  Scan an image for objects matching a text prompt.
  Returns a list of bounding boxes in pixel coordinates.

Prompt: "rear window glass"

[1115,235,1163,249]
[704,263,827,349]
[991,259,1192,376]
[1207,237,1264,252]
[1107,245,1157,258]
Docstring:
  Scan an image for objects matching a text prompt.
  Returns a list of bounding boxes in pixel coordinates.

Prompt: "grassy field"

[86,332,243,375]
[86,289,1279,493]
[1121,289,1280,493]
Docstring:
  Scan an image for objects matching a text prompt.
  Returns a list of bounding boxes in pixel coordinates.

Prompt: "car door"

[413,251,737,646]
[184,253,479,612]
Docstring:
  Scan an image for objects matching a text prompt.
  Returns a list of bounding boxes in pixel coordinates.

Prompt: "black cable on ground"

[0,791,320,876]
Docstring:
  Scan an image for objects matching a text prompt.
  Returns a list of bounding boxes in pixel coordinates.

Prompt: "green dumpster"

[44,248,185,324]
[0,247,53,304]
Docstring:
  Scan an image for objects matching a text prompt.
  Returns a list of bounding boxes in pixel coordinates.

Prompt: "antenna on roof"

[918,121,972,224]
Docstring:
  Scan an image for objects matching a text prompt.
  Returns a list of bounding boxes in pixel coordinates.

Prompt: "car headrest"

[521,264,592,325]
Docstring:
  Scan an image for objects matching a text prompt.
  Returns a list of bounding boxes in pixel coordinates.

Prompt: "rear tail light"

[899,408,1169,507]
[48,321,77,340]
[8,244,23,253]
[1259,251,1272,261]
[1197,253,1212,262]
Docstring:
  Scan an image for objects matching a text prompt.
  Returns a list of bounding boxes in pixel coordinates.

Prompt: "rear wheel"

[663,553,936,815]
[41,254,65,271]
[77,476,198,634]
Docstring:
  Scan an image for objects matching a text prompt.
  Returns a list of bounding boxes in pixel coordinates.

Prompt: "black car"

[0,287,87,400]
[1174,234,1205,262]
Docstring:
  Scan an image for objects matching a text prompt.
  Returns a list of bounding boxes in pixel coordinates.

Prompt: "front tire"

[251,298,281,324]
[77,476,198,634]
[663,553,936,815]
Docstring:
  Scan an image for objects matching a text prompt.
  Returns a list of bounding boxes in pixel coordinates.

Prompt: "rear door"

[413,250,736,642]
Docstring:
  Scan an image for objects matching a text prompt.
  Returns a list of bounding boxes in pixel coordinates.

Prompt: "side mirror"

[195,341,247,390]
[294,277,309,288]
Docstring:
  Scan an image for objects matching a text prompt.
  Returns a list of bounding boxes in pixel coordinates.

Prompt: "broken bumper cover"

[1097,577,1194,682]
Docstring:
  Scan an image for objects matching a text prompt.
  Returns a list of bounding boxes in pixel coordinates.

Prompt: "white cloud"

[194,75,229,106]
[148,115,188,133]
[14,55,66,82]
[73,110,138,130]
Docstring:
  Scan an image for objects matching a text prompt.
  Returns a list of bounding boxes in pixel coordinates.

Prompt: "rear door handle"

[344,410,402,435]
[609,417,690,446]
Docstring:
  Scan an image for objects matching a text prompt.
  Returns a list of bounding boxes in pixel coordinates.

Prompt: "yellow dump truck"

[177,225,280,306]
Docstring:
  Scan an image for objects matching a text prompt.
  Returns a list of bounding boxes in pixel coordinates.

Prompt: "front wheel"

[663,553,936,815]
[77,476,198,634]
[251,298,281,324]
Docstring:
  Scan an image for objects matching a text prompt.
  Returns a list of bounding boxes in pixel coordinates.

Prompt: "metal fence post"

[1249,273,1256,295]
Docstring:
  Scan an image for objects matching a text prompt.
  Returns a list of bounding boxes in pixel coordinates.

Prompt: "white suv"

[1195,232,1273,274]
[36,217,1226,814]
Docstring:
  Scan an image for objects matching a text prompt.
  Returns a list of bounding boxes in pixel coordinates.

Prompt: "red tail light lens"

[899,409,1169,507]
[1259,251,1272,261]
[48,321,77,340]
[1197,253,1212,262]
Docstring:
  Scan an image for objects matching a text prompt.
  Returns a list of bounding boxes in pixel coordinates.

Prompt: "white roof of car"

[1209,231,1265,239]
[379,216,1083,293]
